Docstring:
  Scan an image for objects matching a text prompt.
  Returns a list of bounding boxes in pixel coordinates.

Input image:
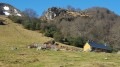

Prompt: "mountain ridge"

[0,2,23,16]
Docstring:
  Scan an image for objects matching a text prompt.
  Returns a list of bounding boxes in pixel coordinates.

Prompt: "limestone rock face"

[0,3,22,17]
[43,7,88,21]
[45,7,67,20]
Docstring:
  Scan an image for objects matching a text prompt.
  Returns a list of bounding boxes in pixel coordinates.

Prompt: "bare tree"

[67,5,75,11]
[23,8,38,18]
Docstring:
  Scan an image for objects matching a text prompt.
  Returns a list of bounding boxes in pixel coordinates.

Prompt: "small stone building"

[83,41,111,52]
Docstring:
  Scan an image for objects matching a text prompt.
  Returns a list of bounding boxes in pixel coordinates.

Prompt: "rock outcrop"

[44,7,67,20]
[42,7,92,21]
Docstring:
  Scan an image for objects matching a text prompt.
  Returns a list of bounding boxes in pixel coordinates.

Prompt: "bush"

[44,25,58,38]
[53,32,63,42]
[44,31,53,37]
[36,22,40,30]
[22,20,31,29]
[66,37,75,45]
[9,15,42,30]
[8,16,23,24]
[65,37,86,47]
[73,37,86,47]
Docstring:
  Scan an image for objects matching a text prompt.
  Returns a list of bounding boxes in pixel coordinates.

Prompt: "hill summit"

[0,3,23,16]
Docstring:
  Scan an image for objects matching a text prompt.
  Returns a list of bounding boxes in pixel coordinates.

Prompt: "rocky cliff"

[44,7,67,20]
[42,7,91,20]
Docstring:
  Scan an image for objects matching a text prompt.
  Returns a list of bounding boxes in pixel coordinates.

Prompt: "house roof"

[88,41,111,50]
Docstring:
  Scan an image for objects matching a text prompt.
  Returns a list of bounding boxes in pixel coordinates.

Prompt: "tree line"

[8,8,86,48]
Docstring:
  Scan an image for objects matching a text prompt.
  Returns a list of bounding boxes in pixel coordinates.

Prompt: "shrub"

[9,15,41,30]
[35,22,40,30]
[65,37,86,47]
[53,32,63,42]
[73,37,86,47]
[66,37,75,45]
[44,24,58,37]
[44,31,53,37]
[22,20,31,29]
[8,16,23,24]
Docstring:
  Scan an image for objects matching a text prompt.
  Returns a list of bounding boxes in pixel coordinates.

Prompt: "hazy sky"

[0,0,120,16]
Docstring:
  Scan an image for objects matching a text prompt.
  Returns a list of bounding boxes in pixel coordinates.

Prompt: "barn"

[83,41,111,52]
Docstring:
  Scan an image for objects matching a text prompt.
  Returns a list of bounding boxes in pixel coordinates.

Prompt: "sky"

[0,0,120,16]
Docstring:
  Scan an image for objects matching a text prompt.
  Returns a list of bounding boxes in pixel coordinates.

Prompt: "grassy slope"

[0,16,120,67]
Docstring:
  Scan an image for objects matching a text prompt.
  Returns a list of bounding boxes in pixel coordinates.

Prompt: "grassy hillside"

[0,16,120,67]
[0,16,52,45]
